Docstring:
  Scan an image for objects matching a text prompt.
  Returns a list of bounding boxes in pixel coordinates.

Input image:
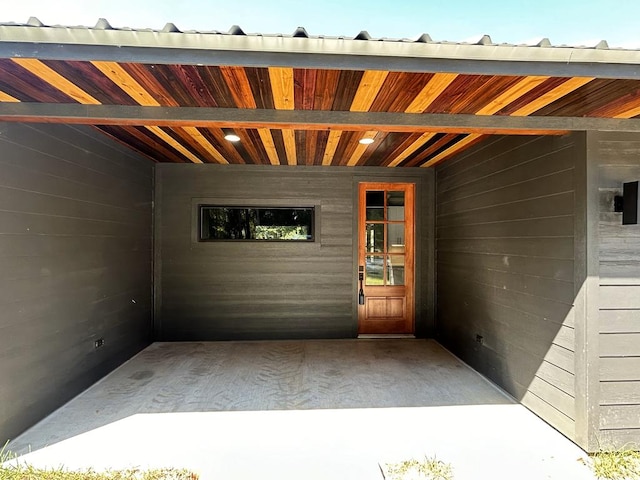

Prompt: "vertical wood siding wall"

[0,123,153,443]
[156,165,433,340]
[590,131,640,448]
[436,134,582,441]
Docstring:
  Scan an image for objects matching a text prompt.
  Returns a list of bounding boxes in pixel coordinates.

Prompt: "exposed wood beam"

[8,102,627,133]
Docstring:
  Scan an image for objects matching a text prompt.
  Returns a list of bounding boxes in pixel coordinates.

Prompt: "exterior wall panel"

[156,165,433,340]
[590,131,640,448]
[0,123,153,444]
[436,134,582,441]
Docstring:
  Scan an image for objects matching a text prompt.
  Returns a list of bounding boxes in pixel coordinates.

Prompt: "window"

[199,206,315,241]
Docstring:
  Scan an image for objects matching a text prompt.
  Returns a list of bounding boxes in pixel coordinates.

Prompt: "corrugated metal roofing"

[0,17,630,50]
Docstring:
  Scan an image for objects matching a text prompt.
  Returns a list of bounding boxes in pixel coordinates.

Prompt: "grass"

[1,441,198,480]
[590,448,640,480]
[382,456,454,480]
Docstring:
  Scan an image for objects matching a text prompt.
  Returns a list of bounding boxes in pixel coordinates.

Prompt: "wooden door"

[358,183,415,334]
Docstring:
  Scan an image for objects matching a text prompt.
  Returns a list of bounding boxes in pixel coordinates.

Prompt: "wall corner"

[574,131,601,452]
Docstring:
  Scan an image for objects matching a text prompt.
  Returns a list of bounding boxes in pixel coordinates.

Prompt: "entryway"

[358,182,415,334]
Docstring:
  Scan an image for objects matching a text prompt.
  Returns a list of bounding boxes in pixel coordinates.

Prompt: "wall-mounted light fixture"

[614,181,639,225]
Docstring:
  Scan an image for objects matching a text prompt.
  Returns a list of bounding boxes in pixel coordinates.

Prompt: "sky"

[2,0,640,48]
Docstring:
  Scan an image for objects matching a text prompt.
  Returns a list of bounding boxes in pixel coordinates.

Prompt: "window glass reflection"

[387,254,405,285]
[200,206,314,241]
[365,223,384,253]
[365,255,385,285]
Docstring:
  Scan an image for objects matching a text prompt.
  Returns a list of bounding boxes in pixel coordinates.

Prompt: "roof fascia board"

[1,102,640,133]
[1,26,640,78]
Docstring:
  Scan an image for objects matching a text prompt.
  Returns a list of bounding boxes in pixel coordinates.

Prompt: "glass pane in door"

[387,191,405,221]
[365,223,384,253]
[387,254,405,285]
[366,191,385,220]
[365,255,385,285]
[387,223,405,252]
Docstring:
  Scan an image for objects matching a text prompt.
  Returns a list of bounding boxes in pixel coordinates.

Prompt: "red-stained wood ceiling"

[1,57,640,167]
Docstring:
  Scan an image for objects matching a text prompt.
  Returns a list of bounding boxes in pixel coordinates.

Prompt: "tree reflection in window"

[200,206,314,241]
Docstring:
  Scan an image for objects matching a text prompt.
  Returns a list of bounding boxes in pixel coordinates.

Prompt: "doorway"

[358,183,415,334]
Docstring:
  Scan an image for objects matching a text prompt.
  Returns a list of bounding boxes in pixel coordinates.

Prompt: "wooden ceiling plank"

[332,70,365,111]
[219,66,257,108]
[145,125,202,163]
[182,126,228,164]
[349,70,389,112]
[313,130,330,165]
[322,130,342,166]
[12,58,101,105]
[510,77,596,116]
[91,61,160,106]
[614,107,640,119]
[314,69,341,110]
[346,130,378,166]
[294,69,317,110]
[269,67,295,110]
[387,132,437,167]
[475,75,549,115]
[0,90,20,102]
[96,125,185,163]
[421,134,484,167]
[282,128,297,165]
[257,128,280,165]
[304,130,318,166]
[405,73,459,113]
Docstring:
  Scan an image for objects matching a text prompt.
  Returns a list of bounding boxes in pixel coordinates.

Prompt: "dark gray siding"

[436,134,583,441]
[0,123,153,443]
[590,131,640,448]
[156,164,433,340]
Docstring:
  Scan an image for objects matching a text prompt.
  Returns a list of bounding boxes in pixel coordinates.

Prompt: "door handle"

[358,266,365,305]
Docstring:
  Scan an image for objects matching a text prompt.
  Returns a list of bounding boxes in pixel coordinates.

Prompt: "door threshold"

[357,334,416,339]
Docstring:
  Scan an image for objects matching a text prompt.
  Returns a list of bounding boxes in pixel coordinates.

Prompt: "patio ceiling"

[1,20,640,167]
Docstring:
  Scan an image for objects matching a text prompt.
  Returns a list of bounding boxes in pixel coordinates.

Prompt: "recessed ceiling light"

[359,138,375,145]
[224,133,241,142]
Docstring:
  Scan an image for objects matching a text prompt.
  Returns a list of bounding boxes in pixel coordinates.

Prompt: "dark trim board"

[4,103,640,134]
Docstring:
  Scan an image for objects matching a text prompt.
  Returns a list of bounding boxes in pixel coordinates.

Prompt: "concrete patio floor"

[8,340,595,479]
